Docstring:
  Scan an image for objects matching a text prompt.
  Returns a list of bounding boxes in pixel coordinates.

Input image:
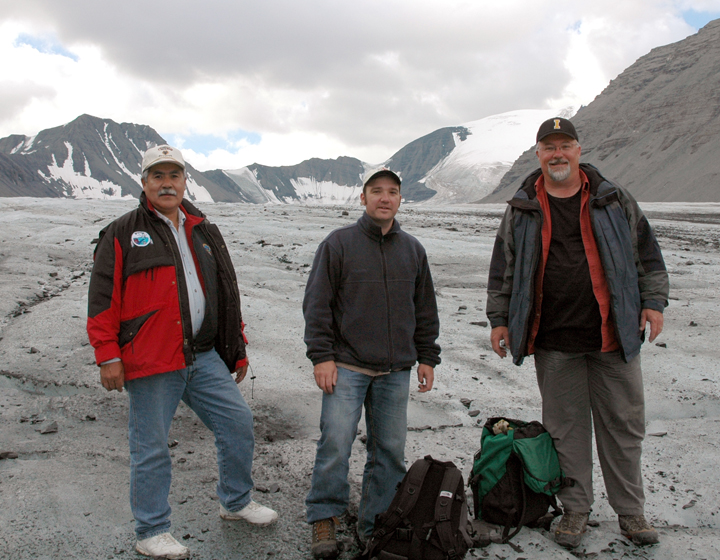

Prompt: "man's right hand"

[100,361,125,392]
[491,326,510,358]
[314,360,338,394]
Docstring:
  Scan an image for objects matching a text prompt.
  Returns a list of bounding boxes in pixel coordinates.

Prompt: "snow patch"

[287,178,362,205]
[42,142,132,199]
[419,107,578,203]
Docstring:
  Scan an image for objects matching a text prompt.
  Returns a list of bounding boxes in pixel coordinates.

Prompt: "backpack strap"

[363,457,432,558]
[433,466,464,559]
[501,453,524,543]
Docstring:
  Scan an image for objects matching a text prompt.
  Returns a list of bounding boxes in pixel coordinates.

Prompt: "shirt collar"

[154,208,186,230]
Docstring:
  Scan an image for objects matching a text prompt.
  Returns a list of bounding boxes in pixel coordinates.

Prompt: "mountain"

[4,17,719,207]
[485,19,720,203]
[0,114,237,202]
[217,109,576,204]
[0,110,578,205]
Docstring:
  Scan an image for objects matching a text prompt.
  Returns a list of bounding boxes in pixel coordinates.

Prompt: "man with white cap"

[303,167,441,558]
[87,145,277,559]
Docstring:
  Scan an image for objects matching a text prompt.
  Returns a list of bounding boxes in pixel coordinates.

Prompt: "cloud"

[0,0,707,168]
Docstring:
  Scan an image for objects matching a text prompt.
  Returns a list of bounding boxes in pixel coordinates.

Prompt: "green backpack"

[469,417,568,542]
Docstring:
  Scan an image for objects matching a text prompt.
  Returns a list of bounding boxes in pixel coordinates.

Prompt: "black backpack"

[361,455,473,560]
[469,417,567,543]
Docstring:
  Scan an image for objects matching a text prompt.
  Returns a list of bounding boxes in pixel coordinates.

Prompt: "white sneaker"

[135,532,190,559]
[220,500,278,526]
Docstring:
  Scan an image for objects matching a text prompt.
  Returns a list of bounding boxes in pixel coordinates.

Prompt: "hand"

[234,364,249,384]
[640,308,664,343]
[314,361,338,394]
[100,361,125,392]
[491,326,510,358]
[417,364,434,392]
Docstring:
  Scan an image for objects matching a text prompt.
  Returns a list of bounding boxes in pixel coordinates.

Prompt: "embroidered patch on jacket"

[203,243,213,255]
[131,231,153,247]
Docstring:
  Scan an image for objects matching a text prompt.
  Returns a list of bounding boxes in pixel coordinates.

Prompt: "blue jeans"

[126,349,255,539]
[306,367,410,539]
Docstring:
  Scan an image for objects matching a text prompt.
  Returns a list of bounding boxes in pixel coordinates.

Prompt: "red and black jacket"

[87,194,247,381]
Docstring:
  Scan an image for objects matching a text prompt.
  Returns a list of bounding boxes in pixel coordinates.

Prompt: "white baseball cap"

[363,166,401,187]
[141,145,186,173]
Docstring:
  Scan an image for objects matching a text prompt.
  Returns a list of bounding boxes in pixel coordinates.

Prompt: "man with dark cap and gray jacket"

[486,118,669,549]
[303,167,441,558]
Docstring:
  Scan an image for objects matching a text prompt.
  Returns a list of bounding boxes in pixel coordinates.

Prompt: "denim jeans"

[306,367,410,539]
[126,349,255,538]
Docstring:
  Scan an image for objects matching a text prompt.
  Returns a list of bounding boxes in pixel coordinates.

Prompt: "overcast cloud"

[1,0,719,170]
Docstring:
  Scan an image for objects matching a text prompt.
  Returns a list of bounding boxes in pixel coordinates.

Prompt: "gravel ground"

[1,198,719,559]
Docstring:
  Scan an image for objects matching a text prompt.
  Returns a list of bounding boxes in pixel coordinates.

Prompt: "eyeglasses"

[538,143,578,155]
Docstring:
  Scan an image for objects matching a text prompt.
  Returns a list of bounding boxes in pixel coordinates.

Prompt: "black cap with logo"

[536,118,579,143]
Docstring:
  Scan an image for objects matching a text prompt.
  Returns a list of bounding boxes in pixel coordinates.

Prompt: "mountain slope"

[485,20,720,203]
[0,115,228,202]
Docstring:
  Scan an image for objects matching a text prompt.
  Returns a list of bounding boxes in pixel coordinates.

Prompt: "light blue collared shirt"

[155,209,206,337]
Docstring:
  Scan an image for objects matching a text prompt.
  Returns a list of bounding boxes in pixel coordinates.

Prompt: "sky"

[1,1,720,171]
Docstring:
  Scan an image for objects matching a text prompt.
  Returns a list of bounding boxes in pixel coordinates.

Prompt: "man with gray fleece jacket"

[303,167,441,558]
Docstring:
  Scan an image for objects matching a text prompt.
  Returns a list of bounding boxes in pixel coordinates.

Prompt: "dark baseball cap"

[536,118,579,143]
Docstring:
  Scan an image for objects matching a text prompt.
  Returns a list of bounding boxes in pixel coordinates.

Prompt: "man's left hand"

[234,364,249,384]
[640,308,664,343]
[417,364,434,393]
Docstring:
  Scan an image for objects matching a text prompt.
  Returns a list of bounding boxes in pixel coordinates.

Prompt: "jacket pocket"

[119,310,158,348]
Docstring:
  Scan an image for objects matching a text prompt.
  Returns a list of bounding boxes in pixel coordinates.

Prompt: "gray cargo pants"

[534,348,646,516]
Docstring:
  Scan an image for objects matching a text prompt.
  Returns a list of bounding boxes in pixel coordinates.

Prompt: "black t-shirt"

[534,189,602,353]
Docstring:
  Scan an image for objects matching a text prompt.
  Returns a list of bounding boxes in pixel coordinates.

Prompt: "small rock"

[40,421,59,434]
[408,425,432,432]
[359,434,368,444]
[168,440,179,448]
[85,414,97,421]
[177,458,187,463]
[458,305,467,311]
[255,485,270,493]
[182,533,193,540]
[648,431,667,437]
[468,410,481,417]
[689,321,698,327]
[460,398,473,408]
[268,483,280,493]
[655,342,667,348]
[29,347,39,354]
[686,261,695,266]
[342,211,349,216]
[0,451,19,460]
[470,321,488,327]
[683,500,697,509]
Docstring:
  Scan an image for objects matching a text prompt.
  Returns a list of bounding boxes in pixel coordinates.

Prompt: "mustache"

[158,188,177,196]
[549,158,569,165]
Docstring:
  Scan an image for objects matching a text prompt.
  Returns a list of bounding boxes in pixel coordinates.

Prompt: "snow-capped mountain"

[0,115,224,202]
[412,108,576,204]
[0,110,577,205]
[216,109,576,205]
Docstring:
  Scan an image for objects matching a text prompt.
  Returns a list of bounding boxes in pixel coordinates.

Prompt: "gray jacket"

[486,163,669,365]
[303,212,441,371]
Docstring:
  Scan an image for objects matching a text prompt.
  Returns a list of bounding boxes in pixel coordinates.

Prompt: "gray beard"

[547,164,571,182]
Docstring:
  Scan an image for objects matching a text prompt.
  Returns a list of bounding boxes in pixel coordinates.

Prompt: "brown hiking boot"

[554,511,589,549]
[311,517,339,559]
[619,514,659,546]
